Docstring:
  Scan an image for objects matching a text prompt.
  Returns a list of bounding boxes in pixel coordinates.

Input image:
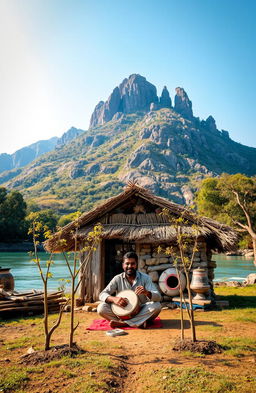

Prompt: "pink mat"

[87,317,162,330]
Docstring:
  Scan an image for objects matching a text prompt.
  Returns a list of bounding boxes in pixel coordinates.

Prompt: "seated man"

[97,251,161,328]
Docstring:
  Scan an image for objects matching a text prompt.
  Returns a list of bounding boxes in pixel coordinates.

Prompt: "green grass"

[141,366,256,393]
[220,336,256,356]
[0,369,29,392]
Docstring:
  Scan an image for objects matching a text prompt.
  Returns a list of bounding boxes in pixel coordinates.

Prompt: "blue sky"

[1,0,256,153]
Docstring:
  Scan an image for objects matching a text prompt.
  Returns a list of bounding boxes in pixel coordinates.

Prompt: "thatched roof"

[45,183,238,253]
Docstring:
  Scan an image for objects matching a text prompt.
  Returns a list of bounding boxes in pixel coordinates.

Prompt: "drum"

[111,290,141,320]
[159,268,186,297]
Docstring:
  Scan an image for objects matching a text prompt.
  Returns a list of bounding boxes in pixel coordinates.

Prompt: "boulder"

[244,273,256,285]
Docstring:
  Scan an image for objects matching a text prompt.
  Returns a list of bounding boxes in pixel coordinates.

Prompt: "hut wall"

[79,241,104,303]
[137,240,215,300]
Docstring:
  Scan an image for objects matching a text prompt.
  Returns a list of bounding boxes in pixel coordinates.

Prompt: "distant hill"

[0,127,84,177]
[1,74,256,213]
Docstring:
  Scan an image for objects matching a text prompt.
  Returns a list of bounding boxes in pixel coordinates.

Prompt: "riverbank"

[0,286,255,393]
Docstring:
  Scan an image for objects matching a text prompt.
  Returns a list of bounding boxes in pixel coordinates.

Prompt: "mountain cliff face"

[1,74,256,212]
[0,127,84,175]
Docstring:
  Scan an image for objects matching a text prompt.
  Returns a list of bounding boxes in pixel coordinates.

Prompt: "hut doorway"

[104,240,136,286]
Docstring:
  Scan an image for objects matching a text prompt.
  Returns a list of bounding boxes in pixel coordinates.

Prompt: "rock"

[84,163,101,175]
[145,258,157,266]
[70,160,87,179]
[91,134,108,148]
[82,305,93,312]
[27,346,35,354]
[101,165,119,174]
[174,87,193,119]
[89,101,105,128]
[148,271,159,282]
[244,251,254,258]
[147,263,171,272]
[64,305,71,312]
[150,102,158,111]
[205,115,217,132]
[89,74,158,128]
[55,127,84,149]
[226,281,242,287]
[244,273,256,285]
[138,259,146,269]
[92,308,97,312]
[159,86,172,108]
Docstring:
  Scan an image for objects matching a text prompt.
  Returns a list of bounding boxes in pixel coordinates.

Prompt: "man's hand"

[135,286,151,299]
[112,296,128,308]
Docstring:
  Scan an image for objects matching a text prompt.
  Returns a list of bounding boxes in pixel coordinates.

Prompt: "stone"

[145,258,157,266]
[147,263,171,272]
[148,271,159,282]
[64,304,71,312]
[159,86,172,108]
[244,273,256,285]
[27,347,35,354]
[82,305,93,312]
[138,259,146,269]
[89,74,158,128]
[205,115,217,132]
[174,87,193,119]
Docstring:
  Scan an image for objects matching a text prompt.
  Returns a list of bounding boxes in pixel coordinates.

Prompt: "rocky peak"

[174,87,193,119]
[205,115,217,132]
[89,74,158,128]
[159,86,172,108]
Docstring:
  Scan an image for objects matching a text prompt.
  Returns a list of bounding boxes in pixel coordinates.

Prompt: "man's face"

[122,258,137,277]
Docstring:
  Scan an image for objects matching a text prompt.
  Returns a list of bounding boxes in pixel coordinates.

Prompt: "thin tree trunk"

[69,276,75,348]
[253,238,256,266]
[177,269,184,340]
[185,271,196,342]
[43,280,50,350]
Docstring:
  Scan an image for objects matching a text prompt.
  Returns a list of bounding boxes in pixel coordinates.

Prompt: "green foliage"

[0,187,27,242]
[196,174,256,249]
[26,209,58,241]
[58,211,81,227]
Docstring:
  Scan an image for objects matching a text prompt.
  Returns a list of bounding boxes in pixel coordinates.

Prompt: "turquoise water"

[0,252,255,291]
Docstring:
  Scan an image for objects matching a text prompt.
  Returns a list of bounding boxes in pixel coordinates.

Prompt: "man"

[97,251,161,328]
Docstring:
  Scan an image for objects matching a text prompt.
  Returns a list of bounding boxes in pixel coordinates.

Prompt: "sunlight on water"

[0,252,255,291]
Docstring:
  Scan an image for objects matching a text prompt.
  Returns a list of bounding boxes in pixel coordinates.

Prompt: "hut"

[45,183,237,303]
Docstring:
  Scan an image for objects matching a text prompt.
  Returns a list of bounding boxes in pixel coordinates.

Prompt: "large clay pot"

[159,268,186,297]
[0,267,14,291]
[190,267,210,300]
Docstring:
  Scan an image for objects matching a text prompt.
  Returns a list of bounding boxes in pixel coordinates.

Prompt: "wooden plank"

[172,297,212,306]
[91,242,102,302]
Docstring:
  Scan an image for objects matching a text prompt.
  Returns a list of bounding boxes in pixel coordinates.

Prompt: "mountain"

[0,127,84,176]
[1,74,256,213]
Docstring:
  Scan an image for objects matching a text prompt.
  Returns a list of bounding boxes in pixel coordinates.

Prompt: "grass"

[0,369,29,392]
[141,366,255,393]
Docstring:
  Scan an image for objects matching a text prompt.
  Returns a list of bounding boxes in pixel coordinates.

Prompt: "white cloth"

[97,271,162,327]
[99,271,161,303]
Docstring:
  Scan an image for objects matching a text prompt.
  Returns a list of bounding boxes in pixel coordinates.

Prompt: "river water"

[0,252,255,292]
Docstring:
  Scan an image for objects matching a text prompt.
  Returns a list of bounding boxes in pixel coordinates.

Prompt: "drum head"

[111,290,138,317]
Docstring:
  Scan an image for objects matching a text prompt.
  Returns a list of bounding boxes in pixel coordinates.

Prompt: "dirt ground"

[1,287,256,393]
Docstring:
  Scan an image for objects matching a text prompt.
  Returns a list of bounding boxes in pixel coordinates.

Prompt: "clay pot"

[0,267,14,291]
[159,268,186,297]
[190,268,210,300]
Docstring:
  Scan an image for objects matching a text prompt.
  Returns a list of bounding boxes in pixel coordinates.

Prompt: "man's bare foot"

[110,320,129,328]
[139,321,149,329]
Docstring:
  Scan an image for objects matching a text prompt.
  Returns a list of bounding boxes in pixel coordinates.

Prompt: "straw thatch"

[44,183,238,252]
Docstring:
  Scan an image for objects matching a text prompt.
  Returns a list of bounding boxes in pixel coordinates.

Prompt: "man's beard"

[126,268,136,276]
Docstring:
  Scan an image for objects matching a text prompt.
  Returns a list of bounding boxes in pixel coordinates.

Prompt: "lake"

[0,252,255,292]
